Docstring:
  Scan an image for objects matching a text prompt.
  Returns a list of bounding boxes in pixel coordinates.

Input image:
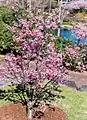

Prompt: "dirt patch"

[0,103,66,120]
[0,103,27,120]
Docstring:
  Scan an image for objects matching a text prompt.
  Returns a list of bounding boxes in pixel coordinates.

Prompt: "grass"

[0,86,14,106]
[56,85,87,120]
[0,85,87,120]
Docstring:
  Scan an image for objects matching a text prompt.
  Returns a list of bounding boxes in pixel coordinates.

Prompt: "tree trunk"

[57,0,62,37]
[27,101,33,120]
[49,0,52,13]
[22,0,27,9]
[27,0,32,14]
[27,84,34,120]
[57,28,61,37]
[18,0,22,8]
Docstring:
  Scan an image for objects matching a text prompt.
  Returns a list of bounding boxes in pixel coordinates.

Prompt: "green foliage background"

[0,6,14,25]
[0,6,15,53]
[0,21,13,52]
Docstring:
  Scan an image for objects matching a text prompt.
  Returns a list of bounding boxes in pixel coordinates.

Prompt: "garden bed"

[0,103,66,120]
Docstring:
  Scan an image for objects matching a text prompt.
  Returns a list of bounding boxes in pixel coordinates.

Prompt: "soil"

[0,103,66,120]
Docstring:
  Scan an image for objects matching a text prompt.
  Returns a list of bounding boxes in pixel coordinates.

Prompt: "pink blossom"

[10,26,16,33]
[73,23,87,41]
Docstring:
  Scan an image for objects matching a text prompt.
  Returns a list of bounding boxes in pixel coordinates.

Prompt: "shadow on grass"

[0,85,27,105]
[0,83,65,107]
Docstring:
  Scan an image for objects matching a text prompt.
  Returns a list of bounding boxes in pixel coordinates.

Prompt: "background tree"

[57,0,87,37]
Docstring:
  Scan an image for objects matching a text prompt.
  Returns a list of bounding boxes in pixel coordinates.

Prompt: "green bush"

[63,19,72,25]
[16,8,28,18]
[0,6,14,25]
[0,21,14,53]
[54,37,72,51]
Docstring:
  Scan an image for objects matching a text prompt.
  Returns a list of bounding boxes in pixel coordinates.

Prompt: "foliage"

[76,12,87,17]
[13,8,29,20]
[63,19,72,25]
[54,37,72,51]
[0,6,15,25]
[0,83,62,110]
[60,22,87,72]
[63,44,87,71]
[0,6,15,53]
[0,21,14,53]
[53,35,87,72]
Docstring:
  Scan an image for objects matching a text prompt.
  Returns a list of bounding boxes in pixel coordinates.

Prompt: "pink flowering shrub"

[0,17,66,120]
[73,23,87,43]
[63,23,87,71]
[63,45,87,71]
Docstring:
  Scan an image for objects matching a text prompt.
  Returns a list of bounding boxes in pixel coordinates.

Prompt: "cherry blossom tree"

[0,18,66,120]
[65,0,87,10]
[9,0,87,38]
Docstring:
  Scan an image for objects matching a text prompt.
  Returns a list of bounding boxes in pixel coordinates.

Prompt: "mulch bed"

[0,103,66,120]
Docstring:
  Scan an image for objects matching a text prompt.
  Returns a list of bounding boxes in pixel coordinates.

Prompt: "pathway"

[67,70,87,88]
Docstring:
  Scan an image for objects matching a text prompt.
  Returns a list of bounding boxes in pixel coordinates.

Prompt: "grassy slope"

[0,85,87,120]
[57,85,87,120]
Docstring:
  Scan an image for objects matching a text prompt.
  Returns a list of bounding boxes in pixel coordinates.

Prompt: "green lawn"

[0,85,87,120]
[57,85,87,120]
[0,86,14,106]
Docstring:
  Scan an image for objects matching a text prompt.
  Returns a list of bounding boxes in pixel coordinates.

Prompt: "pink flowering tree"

[57,0,87,36]
[65,0,87,10]
[0,18,66,120]
[63,45,80,70]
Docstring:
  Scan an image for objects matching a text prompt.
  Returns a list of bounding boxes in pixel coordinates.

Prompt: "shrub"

[63,19,72,25]
[54,37,72,51]
[0,6,14,25]
[0,21,14,53]
[63,45,87,71]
